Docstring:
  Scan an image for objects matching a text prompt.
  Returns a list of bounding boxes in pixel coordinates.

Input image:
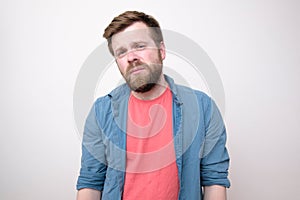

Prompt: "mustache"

[126,60,147,74]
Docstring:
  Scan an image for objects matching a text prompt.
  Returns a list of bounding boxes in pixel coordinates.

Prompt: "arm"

[203,185,227,200]
[77,188,101,200]
[200,98,230,193]
[76,102,107,198]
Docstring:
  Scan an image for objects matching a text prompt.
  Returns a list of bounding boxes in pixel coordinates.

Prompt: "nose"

[126,50,139,62]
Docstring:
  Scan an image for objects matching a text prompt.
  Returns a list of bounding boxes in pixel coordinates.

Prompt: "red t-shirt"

[123,87,179,200]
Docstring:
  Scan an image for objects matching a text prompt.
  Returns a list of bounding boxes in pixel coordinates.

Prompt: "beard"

[122,55,163,93]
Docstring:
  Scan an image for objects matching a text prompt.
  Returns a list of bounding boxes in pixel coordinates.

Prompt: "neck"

[131,74,168,100]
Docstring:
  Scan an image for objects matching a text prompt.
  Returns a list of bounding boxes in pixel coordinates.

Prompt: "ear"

[159,41,166,60]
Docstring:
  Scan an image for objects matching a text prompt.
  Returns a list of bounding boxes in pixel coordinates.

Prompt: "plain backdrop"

[1,0,300,199]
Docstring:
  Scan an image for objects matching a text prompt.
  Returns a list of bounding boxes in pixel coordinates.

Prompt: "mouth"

[129,66,146,75]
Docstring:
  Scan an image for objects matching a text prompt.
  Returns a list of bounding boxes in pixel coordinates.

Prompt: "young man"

[77,11,230,200]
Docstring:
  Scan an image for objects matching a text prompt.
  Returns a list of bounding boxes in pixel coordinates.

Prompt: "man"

[77,11,230,200]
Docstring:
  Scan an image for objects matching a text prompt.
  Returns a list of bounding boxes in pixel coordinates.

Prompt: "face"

[111,22,166,93]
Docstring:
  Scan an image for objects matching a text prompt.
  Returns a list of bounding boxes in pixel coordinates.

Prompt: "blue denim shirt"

[77,75,230,199]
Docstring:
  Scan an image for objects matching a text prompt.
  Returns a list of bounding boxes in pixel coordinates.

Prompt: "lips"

[129,67,145,74]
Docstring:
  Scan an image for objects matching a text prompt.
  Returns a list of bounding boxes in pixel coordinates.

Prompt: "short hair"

[103,11,164,55]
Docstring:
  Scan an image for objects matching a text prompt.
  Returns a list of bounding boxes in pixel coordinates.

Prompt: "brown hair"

[103,11,163,55]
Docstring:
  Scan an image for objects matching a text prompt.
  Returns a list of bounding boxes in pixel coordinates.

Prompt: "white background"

[1,0,300,199]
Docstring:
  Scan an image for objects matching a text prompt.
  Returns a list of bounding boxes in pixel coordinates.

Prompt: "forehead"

[111,22,154,49]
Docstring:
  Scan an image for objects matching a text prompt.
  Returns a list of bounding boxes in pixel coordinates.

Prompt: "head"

[103,11,164,55]
[103,11,166,93]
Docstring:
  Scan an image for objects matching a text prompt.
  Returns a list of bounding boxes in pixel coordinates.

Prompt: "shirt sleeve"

[200,98,230,188]
[76,102,107,191]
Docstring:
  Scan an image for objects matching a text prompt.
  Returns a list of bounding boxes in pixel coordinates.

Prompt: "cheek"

[116,60,127,74]
[143,50,161,62]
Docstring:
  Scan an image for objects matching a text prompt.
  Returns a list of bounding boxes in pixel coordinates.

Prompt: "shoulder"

[94,83,129,105]
[175,84,212,105]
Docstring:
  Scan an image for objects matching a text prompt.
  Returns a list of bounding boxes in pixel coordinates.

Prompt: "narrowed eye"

[135,43,146,50]
[115,50,127,58]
